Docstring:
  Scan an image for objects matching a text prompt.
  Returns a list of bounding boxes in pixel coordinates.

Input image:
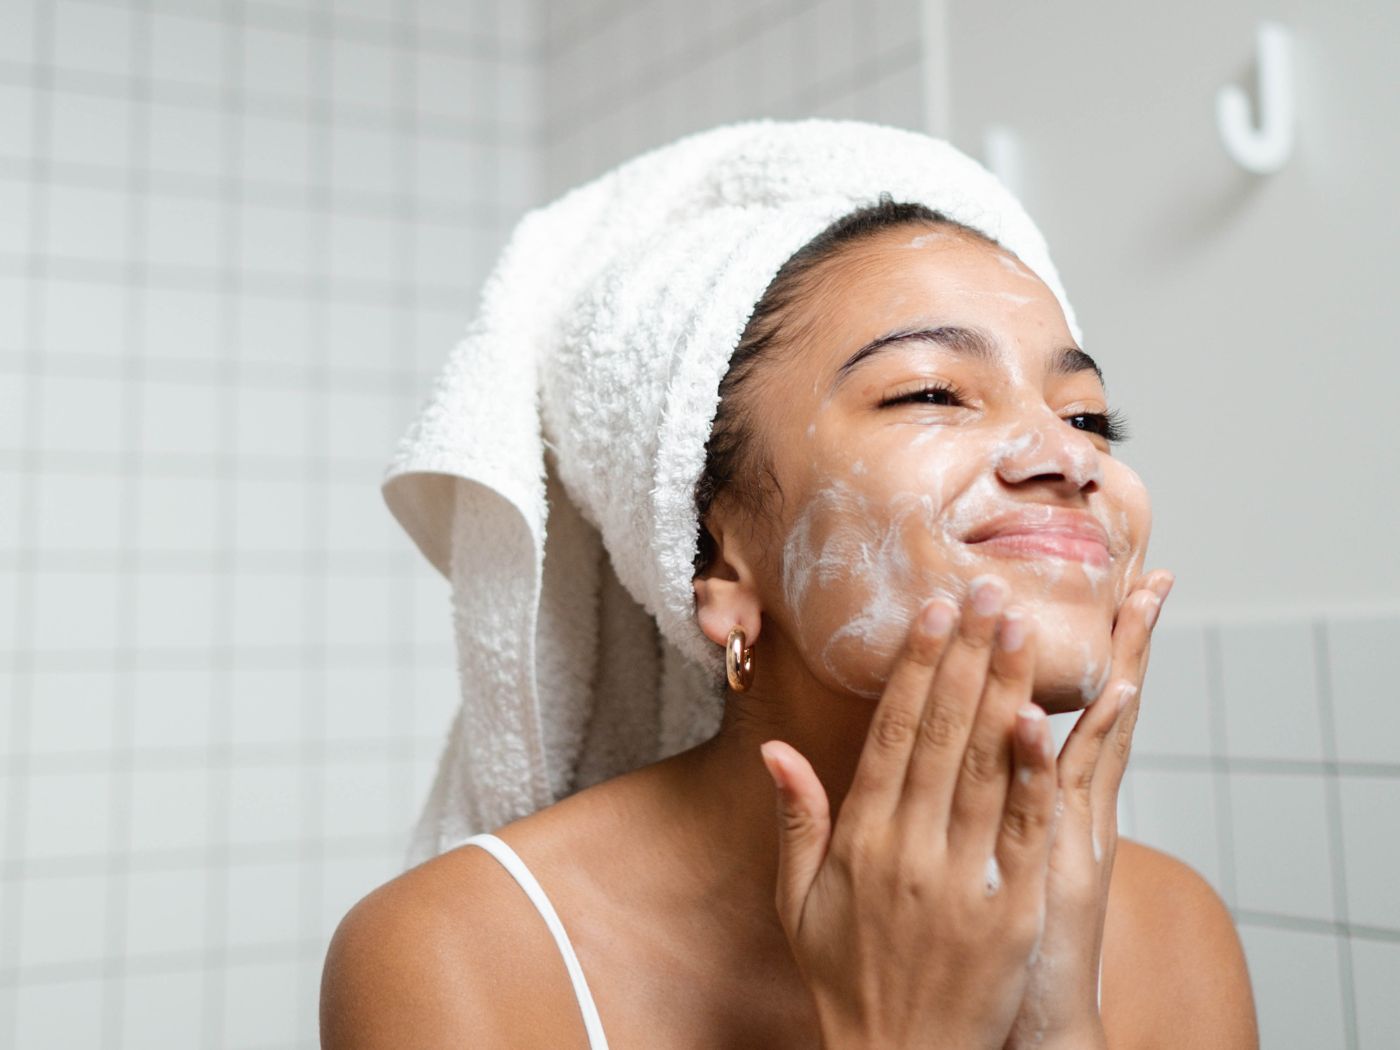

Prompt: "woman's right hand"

[758,574,1059,1050]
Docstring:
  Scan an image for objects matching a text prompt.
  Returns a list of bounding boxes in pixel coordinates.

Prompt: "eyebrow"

[828,324,1105,394]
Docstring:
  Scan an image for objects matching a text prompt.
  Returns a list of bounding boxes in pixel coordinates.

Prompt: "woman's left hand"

[1001,568,1175,1050]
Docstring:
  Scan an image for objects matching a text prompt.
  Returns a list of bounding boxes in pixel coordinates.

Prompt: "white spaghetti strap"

[460,832,611,1050]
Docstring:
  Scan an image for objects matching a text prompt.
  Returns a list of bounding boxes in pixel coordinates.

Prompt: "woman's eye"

[1067,410,1130,445]
[879,383,964,408]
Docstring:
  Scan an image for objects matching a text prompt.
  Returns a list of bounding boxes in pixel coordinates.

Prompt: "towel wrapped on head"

[381,117,1082,868]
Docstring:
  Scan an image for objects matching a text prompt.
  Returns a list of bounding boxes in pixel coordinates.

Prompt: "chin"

[1030,617,1115,715]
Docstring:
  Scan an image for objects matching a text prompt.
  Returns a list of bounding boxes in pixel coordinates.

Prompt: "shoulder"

[1104,838,1260,1049]
[319,838,592,1050]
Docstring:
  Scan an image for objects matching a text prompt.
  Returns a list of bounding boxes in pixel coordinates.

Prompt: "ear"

[692,517,764,649]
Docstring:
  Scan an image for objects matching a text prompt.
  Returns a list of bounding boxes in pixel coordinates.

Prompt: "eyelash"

[879,381,1131,445]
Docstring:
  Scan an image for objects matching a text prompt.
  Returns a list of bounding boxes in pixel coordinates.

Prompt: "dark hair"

[691,192,1003,578]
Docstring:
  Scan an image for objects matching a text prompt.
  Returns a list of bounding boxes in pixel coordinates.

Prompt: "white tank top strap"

[459,832,610,1050]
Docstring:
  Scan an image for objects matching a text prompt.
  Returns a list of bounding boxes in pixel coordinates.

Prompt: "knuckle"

[871,708,921,751]
[960,734,1003,786]
[1001,799,1049,845]
[917,702,969,753]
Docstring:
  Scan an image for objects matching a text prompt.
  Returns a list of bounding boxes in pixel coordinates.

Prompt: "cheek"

[779,478,959,699]
[1096,460,1153,606]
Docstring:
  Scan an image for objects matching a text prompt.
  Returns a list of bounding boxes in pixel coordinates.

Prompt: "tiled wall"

[0,0,533,1046]
[1113,613,1400,1048]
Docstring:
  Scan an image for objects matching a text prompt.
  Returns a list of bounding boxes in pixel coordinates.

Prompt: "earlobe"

[692,575,763,649]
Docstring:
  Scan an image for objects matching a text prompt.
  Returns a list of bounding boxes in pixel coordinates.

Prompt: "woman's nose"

[991,414,1103,491]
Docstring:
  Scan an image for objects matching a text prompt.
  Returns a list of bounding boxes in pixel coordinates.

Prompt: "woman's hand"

[1000,569,1175,1050]
[758,575,1059,1050]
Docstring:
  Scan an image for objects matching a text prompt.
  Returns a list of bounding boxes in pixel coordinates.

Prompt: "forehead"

[775,226,1078,385]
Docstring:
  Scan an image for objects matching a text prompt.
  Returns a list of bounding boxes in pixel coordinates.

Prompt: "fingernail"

[1016,703,1045,748]
[1116,682,1139,715]
[920,598,956,637]
[1143,593,1162,629]
[998,609,1027,652]
[971,574,1007,616]
[1152,572,1175,602]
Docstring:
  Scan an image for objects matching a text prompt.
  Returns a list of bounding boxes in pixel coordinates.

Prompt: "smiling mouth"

[967,531,1111,568]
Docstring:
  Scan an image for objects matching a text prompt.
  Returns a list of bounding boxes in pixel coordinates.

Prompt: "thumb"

[759,740,831,935]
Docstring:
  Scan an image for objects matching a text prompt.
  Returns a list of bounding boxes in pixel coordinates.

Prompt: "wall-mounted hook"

[1217,20,1294,174]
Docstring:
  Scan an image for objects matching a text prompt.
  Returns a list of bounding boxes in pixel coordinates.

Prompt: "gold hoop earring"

[726,625,754,693]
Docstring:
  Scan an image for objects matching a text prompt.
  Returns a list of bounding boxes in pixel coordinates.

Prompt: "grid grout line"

[1313,618,1360,1048]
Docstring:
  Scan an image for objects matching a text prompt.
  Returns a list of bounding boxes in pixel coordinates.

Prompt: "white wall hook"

[1216,20,1294,174]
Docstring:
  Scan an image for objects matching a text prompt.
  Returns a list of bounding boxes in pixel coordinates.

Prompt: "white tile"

[0,276,30,353]
[1230,772,1336,921]
[328,212,398,285]
[0,172,31,253]
[143,285,224,362]
[44,183,129,264]
[150,12,224,88]
[324,477,395,553]
[411,571,454,646]
[50,90,131,170]
[225,859,302,946]
[412,135,476,209]
[36,471,124,553]
[231,570,305,648]
[414,52,476,121]
[324,388,397,464]
[330,122,399,197]
[1123,767,1224,896]
[41,277,129,356]
[325,298,397,372]
[323,573,393,648]
[323,662,392,742]
[239,202,312,279]
[241,111,312,190]
[322,756,396,840]
[26,669,118,756]
[234,385,310,459]
[413,218,477,288]
[14,977,104,1050]
[37,373,126,454]
[413,659,460,741]
[0,0,36,65]
[1327,614,1400,765]
[228,764,303,846]
[131,667,214,750]
[134,571,217,649]
[23,769,113,859]
[331,38,397,114]
[136,475,221,554]
[222,957,302,1050]
[229,667,305,746]
[31,567,122,653]
[144,194,222,269]
[147,101,226,179]
[129,767,211,853]
[122,968,204,1049]
[18,871,107,968]
[1338,777,1400,931]
[1351,938,1400,1049]
[1133,622,1214,757]
[241,24,313,99]
[138,377,223,458]
[0,369,29,450]
[1219,620,1325,761]
[124,866,208,956]
[1238,924,1346,1049]
[53,0,132,77]
[234,476,308,552]
[0,470,21,550]
[237,291,314,368]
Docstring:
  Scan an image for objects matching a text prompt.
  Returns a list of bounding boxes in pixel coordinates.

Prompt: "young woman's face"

[747,226,1151,713]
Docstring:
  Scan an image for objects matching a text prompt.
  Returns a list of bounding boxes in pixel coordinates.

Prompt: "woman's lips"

[968,530,1111,568]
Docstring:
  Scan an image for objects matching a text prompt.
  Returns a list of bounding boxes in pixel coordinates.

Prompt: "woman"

[322,123,1258,1049]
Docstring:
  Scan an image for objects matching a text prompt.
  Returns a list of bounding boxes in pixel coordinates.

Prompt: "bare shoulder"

[319,841,590,1050]
[1104,838,1260,1050]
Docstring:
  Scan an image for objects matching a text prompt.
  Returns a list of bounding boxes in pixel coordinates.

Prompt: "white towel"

[381,117,1083,867]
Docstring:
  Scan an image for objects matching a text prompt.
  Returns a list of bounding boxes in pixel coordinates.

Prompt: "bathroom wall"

[0,0,530,1046]
[940,1,1400,1046]
[0,0,929,1047]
